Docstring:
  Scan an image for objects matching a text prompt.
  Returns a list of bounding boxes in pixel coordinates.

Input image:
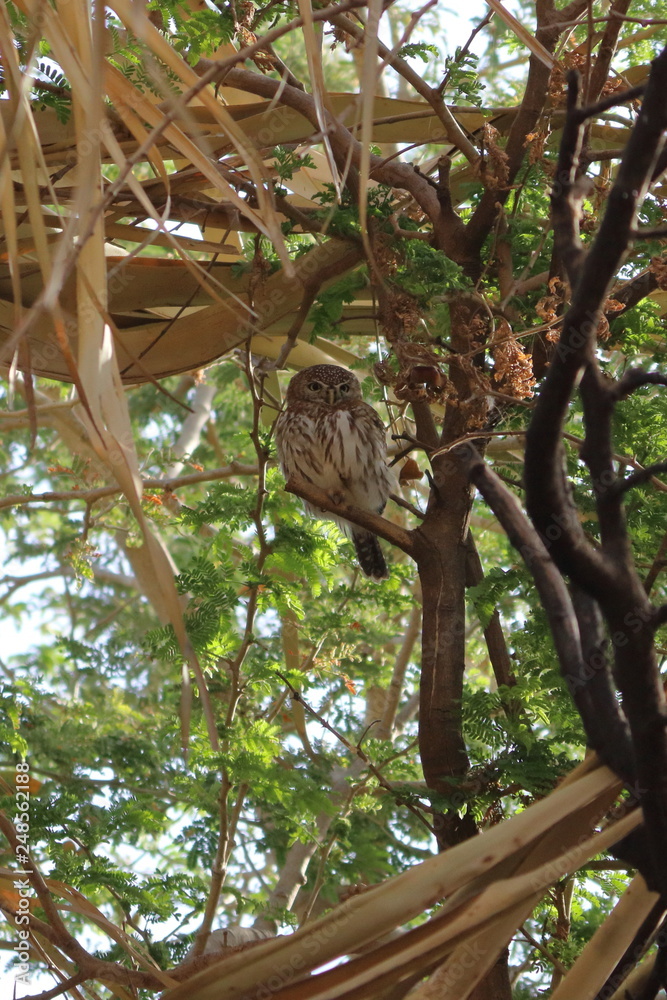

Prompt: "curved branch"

[284,476,415,558]
[613,462,667,497]
[525,47,667,589]
[615,369,667,400]
[457,445,634,782]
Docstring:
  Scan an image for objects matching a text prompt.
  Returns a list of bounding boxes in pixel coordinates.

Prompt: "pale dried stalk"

[162,762,625,1000]
[550,875,661,1000]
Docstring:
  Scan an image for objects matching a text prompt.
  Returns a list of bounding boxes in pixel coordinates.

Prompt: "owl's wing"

[274,409,323,484]
[354,402,388,456]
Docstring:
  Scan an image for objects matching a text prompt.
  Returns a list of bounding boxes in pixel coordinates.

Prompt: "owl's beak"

[325,388,336,405]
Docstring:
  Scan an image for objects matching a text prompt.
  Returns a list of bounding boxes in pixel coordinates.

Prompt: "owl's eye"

[308,381,322,392]
[338,383,350,394]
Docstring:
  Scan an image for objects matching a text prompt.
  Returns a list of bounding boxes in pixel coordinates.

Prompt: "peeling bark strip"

[523,47,667,896]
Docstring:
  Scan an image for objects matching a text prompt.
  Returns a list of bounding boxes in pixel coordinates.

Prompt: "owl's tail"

[353,530,389,580]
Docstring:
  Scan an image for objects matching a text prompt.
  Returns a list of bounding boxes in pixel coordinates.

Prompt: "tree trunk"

[415,297,510,998]
[415,296,489,848]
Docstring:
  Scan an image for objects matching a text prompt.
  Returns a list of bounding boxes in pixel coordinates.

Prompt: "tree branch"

[613,462,667,497]
[587,0,633,103]
[524,44,667,896]
[608,268,659,316]
[457,445,634,783]
[327,11,481,165]
[465,0,589,253]
[0,463,260,512]
[615,369,667,399]
[22,972,87,1000]
[525,49,667,588]
[284,476,415,558]
[549,72,589,282]
[550,74,647,289]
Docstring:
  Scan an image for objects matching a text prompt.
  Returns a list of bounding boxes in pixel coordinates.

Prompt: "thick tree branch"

[526,50,667,588]
[525,45,667,896]
[457,445,634,783]
[410,293,491,838]
[615,369,667,399]
[587,0,633,102]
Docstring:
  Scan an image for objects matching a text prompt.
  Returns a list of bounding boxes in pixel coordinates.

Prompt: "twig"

[518,925,569,977]
[327,10,480,165]
[437,9,494,95]
[0,463,260,512]
[21,971,87,1000]
[389,493,425,520]
[275,673,436,837]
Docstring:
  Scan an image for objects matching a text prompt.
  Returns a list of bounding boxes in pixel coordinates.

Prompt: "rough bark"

[413,294,489,848]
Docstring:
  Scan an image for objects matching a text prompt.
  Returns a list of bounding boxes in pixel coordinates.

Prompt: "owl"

[275,365,392,580]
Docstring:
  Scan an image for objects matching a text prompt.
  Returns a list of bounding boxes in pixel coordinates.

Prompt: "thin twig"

[0,463,260,512]
[275,673,436,837]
